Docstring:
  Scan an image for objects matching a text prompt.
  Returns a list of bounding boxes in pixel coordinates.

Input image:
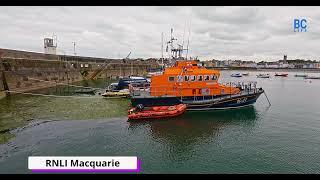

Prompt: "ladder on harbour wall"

[89,61,153,80]
[89,61,112,80]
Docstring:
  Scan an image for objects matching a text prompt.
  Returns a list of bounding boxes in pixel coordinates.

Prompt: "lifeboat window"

[204,75,210,81]
[211,75,217,81]
[177,75,183,82]
[168,76,175,82]
[198,75,203,81]
[184,75,189,81]
[190,75,196,81]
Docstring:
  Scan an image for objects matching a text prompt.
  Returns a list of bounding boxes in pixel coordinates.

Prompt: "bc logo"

[293,19,307,32]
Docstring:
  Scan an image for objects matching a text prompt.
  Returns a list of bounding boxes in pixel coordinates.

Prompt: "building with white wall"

[44,37,57,55]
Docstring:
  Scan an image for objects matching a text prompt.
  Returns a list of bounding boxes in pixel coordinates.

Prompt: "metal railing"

[130,81,262,101]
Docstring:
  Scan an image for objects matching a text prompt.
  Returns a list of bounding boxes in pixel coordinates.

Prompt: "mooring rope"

[5,90,126,99]
[263,91,271,106]
[27,77,104,90]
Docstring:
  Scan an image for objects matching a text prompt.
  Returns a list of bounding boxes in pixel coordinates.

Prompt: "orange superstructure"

[150,60,240,97]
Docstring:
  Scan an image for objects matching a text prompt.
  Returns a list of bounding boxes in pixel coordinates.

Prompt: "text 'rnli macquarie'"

[45,159,120,169]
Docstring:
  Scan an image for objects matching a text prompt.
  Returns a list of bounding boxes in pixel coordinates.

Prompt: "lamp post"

[72,42,76,56]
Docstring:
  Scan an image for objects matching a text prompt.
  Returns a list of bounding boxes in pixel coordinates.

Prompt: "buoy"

[168,110,177,114]
[168,106,176,111]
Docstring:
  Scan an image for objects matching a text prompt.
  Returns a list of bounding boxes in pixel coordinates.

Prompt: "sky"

[1,6,320,61]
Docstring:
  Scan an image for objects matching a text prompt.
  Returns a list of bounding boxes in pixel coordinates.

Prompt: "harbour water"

[0,71,320,173]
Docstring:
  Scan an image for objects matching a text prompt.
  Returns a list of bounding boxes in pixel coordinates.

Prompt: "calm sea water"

[0,71,320,174]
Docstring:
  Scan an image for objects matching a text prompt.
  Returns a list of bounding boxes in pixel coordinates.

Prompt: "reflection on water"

[29,78,113,96]
[0,78,123,144]
[1,71,320,173]
[128,106,258,160]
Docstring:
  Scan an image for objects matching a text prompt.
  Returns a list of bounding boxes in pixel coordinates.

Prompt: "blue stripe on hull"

[187,104,254,111]
[186,94,261,111]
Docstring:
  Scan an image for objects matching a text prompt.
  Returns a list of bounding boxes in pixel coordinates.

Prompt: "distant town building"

[242,61,257,68]
[267,62,279,68]
[151,55,320,69]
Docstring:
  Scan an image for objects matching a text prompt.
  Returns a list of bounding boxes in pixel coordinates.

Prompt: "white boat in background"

[304,76,320,79]
[129,76,148,80]
[274,73,288,77]
[257,74,270,78]
[146,71,163,78]
[294,74,308,77]
[231,73,242,77]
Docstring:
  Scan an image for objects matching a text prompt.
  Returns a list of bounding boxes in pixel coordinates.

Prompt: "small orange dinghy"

[128,104,187,121]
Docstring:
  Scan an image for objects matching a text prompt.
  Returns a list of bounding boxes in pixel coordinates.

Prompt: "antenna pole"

[72,42,76,56]
[170,28,173,59]
[186,20,191,60]
[161,32,163,64]
[165,37,170,59]
[182,20,186,48]
[53,34,57,47]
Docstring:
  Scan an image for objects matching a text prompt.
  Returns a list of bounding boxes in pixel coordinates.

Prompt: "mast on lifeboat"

[165,28,189,65]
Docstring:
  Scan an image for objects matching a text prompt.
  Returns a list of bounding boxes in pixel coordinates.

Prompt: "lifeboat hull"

[130,89,264,111]
[185,91,263,111]
[128,104,187,121]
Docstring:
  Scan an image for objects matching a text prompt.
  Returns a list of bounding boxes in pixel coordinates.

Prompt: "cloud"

[192,6,265,26]
[0,6,319,61]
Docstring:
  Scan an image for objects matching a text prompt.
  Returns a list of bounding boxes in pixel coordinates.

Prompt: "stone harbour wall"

[0,48,159,98]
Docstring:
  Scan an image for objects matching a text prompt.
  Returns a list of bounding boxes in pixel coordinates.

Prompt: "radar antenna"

[166,28,188,61]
